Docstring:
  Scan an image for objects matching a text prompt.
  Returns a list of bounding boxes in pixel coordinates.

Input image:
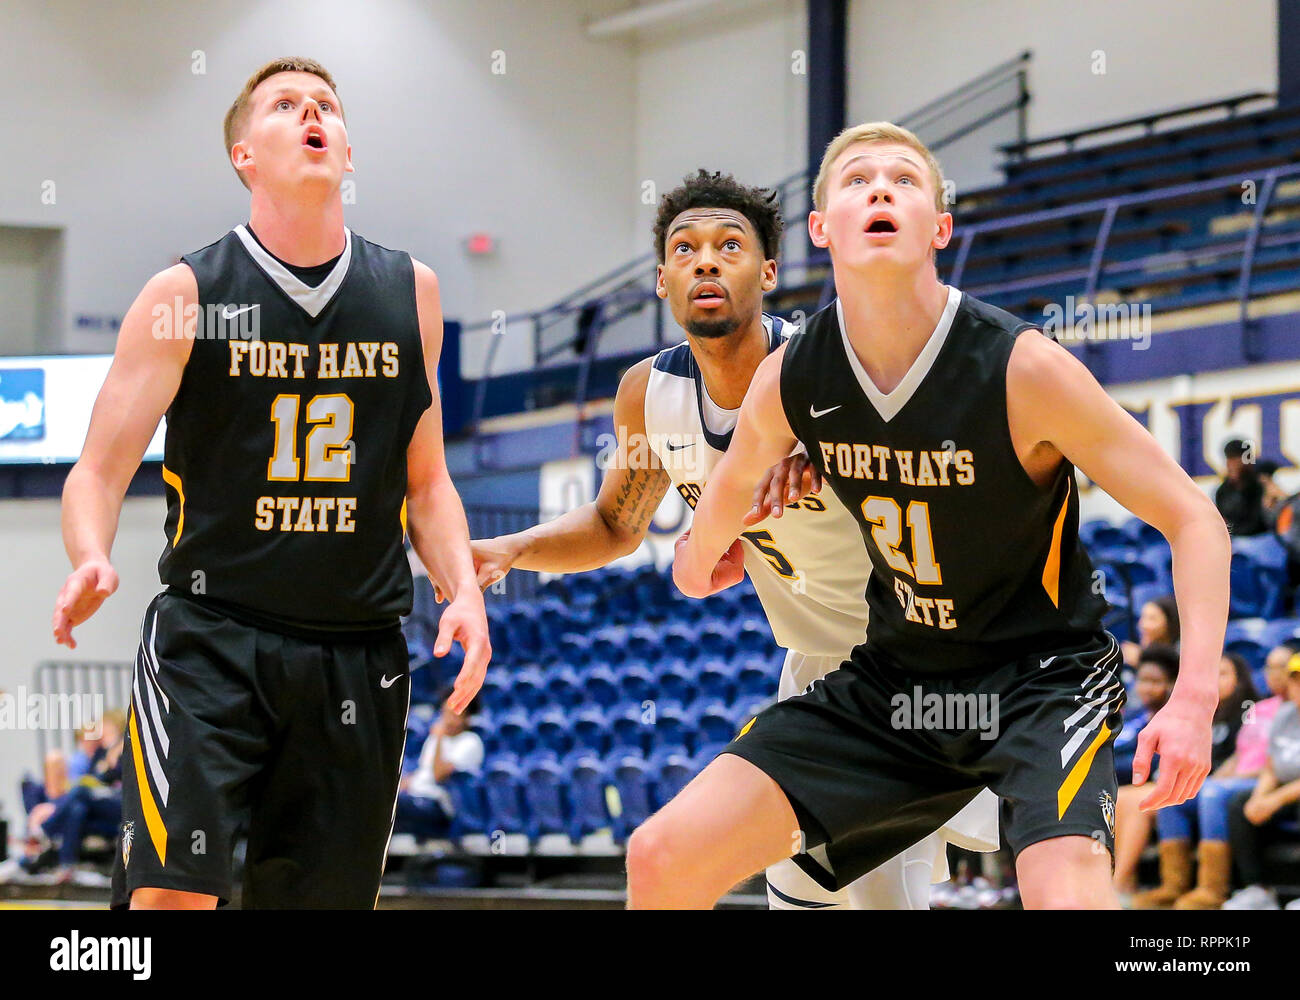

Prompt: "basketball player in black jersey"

[627,122,1230,909]
[51,58,490,909]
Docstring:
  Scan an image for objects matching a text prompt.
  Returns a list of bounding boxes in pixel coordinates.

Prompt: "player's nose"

[300,100,323,124]
[694,250,721,275]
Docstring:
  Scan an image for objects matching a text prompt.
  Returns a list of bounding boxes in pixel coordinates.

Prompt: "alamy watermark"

[0,688,104,735]
[1043,296,1151,350]
[890,686,1000,740]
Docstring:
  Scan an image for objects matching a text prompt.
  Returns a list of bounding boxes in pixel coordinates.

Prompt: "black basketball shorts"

[110,590,411,908]
[722,631,1125,892]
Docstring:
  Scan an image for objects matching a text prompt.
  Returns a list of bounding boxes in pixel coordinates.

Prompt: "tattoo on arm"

[606,464,670,537]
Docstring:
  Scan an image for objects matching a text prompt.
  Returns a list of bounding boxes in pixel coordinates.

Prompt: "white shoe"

[1285,897,1300,910]
[69,868,111,888]
[1222,885,1279,910]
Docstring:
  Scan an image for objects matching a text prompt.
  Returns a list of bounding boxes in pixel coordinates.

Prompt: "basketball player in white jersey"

[468,170,998,908]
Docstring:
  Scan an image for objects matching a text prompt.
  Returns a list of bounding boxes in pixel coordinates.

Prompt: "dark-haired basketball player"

[630,122,1229,909]
[52,57,490,909]
[470,169,999,908]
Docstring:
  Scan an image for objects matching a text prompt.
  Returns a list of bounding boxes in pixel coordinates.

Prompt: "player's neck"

[836,269,949,395]
[247,188,347,266]
[687,312,769,410]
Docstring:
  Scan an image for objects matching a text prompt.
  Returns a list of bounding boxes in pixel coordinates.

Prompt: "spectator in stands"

[21,723,101,816]
[1220,649,1300,909]
[1269,474,1300,601]
[1133,652,1256,908]
[1257,460,1287,521]
[1215,438,1268,536]
[1121,594,1180,669]
[394,692,484,841]
[24,709,124,883]
[1113,645,1179,897]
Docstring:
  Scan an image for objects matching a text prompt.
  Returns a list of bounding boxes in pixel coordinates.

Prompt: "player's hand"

[434,589,492,715]
[743,452,821,526]
[1243,792,1281,826]
[52,559,119,650]
[1132,694,1213,811]
[672,530,745,598]
[433,538,519,601]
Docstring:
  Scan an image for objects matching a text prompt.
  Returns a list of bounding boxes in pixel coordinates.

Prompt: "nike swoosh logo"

[1038,656,1057,669]
[380,674,402,688]
[666,441,695,451]
[810,404,841,418]
[221,304,259,320]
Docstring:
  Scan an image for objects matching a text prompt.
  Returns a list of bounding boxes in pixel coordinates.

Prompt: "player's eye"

[673,242,692,255]
[275,99,293,112]
[897,174,915,185]
[723,239,741,251]
[318,101,333,113]
[849,175,866,185]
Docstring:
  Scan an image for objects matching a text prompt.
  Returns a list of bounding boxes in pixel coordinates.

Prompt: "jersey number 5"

[267,393,355,482]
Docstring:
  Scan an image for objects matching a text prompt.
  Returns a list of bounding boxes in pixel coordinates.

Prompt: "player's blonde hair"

[812,122,946,214]
[222,57,345,190]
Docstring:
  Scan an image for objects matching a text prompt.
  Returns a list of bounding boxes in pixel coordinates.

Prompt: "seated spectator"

[1122,595,1179,670]
[1113,644,1179,897]
[24,709,125,882]
[1134,652,1256,908]
[1271,476,1300,605]
[393,692,484,841]
[1221,650,1300,909]
[21,724,101,815]
[1215,438,1268,537]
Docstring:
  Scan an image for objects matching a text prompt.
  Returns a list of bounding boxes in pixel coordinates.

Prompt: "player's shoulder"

[954,289,1038,338]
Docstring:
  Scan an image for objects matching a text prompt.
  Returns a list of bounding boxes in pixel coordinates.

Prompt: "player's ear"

[932,210,953,252]
[655,263,667,299]
[230,140,253,182]
[808,210,829,250]
[344,142,354,175]
[761,257,778,293]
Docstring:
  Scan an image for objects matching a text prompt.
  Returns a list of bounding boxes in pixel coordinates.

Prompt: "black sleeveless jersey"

[158,225,432,634]
[780,287,1108,674]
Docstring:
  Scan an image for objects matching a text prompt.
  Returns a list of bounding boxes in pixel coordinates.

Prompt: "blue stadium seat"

[619,658,657,703]
[608,702,652,754]
[1226,637,1269,676]
[627,624,659,659]
[736,654,776,697]
[608,751,654,841]
[1230,551,1287,619]
[1136,542,1173,585]
[1120,517,1165,549]
[543,664,583,708]
[650,748,698,809]
[563,749,612,841]
[735,617,773,654]
[568,703,611,753]
[654,655,696,704]
[495,707,537,756]
[482,756,529,836]
[1260,618,1300,650]
[533,705,573,756]
[647,699,691,753]
[1129,581,1172,620]
[663,623,695,659]
[690,699,739,747]
[478,669,513,713]
[1233,533,1289,570]
[1081,519,1126,550]
[732,695,774,730]
[520,750,569,840]
[698,620,735,658]
[511,665,547,711]
[558,631,594,669]
[581,664,621,707]
[444,770,489,838]
[694,656,736,701]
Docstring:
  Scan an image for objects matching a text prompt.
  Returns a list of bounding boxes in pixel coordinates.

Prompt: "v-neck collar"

[835,285,961,423]
[233,224,353,319]
[692,314,782,452]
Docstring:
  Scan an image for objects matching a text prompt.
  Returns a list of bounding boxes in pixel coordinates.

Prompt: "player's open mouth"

[691,282,727,308]
[303,126,327,151]
[865,212,898,237]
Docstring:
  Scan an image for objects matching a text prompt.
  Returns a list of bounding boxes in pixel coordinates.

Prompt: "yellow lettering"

[341,342,363,379]
[931,450,953,486]
[819,441,837,476]
[852,443,873,480]
[337,498,356,532]
[248,339,267,377]
[254,496,275,530]
[288,343,309,378]
[314,496,337,531]
[229,341,250,376]
[954,450,975,485]
[872,445,891,481]
[914,596,935,626]
[936,599,957,629]
[294,498,316,532]
[267,341,288,379]
[915,450,937,487]
[835,443,853,479]
[381,343,399,377]
[276,497,299,531]
[319,343,339,379]
[896,449,914,485]
[358,342,380,377]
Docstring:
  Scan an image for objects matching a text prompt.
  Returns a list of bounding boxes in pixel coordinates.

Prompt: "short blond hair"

[813,122,946,214]
[222,57,344,190]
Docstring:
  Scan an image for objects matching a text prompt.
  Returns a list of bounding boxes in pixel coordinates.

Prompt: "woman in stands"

[1219,644,1300,909]
[1112,645,1180,898]
[1134,652,1257,908]
[1122,595,1180,670]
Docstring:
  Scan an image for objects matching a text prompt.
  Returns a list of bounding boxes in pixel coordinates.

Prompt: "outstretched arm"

[1007,331,1230,811]
[405,260,490,714]
[674,345,799,598]
[54,264,195,648]
[468,358,671,587]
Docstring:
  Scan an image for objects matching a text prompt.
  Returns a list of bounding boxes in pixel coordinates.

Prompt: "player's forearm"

[61,463,126,568]
[502,502,639,574]
[407,476,478,602]
[1163,508,1231,710]
[679,463,754,589]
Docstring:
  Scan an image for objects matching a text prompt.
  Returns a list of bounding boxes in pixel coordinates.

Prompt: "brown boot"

[1173,841,1232,909]
[1133,839,1193,909]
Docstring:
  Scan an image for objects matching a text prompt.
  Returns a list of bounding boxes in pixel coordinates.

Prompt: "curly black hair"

[653,169,784,263]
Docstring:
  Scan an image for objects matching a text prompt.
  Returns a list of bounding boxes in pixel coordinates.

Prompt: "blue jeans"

[1155,775,1256,843]
[41,785,122,865]
[393,793,451,839]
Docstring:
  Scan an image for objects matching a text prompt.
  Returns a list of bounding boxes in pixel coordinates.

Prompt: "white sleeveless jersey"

[644,315,872,656]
